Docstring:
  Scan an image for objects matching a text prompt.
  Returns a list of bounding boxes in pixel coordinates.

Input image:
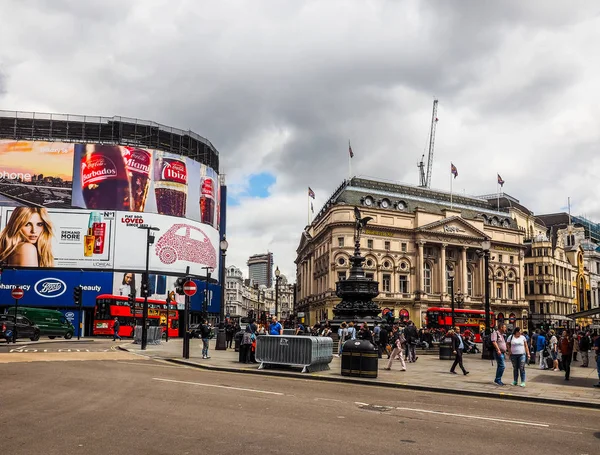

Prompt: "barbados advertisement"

[0,206,115,269]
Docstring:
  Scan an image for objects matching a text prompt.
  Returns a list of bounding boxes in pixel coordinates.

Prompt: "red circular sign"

[11,287,24,300]
[183,281,197,296]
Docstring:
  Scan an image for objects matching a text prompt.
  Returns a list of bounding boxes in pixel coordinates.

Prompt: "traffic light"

[175,277,186,295]
[140,281,149,298]
[73,286,82,306]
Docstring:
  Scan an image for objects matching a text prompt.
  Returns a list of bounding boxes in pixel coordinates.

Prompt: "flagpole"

[450,166,453,209]
[348,140,352,180]
[307,192,310,225]
[497,181,500,212]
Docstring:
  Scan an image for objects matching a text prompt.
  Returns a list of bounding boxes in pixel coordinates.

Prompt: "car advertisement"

[71,144,220,229]
[0,140,74,208]
[0,206,116,269]
[0,269,114,308]
[112,211,219,279]
[111,271,220,312]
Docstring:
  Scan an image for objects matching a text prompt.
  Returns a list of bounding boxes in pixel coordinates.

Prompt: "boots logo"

[34,278,67,298]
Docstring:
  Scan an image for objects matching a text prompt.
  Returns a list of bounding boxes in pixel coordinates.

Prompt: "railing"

[255,335,334,373]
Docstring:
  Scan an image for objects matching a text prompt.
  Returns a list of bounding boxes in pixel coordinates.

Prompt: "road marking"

[377,405,550,428]
[117,362,182,369]
[153,378,284,395]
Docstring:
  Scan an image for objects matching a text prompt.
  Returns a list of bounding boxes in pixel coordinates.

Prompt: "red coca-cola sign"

[82,154,118,187]
[201,178,214,198]
[160,159,187,184]
[122,147,151,175]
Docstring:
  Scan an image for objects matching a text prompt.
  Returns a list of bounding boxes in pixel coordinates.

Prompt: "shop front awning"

[567,307,600,319]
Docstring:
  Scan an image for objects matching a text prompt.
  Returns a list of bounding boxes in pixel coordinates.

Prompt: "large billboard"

[0,140,221,280]
[113,211,219,277]
[70,144,220,228]
[0,207,115,269]
[0,140,74,208]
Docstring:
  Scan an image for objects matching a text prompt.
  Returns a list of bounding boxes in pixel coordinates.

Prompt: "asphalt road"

[0,357,598,455]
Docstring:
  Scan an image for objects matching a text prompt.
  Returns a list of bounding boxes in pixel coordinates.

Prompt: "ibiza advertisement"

[0,140,74,208]
[0,206,115,269]
[71,144,220,228]
[112,211,219,279]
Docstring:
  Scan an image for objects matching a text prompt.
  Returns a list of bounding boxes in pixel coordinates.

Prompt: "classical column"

[518,251,525,301]
[418,241,425,292]
[461,246,468,295]
[440,243,447,295]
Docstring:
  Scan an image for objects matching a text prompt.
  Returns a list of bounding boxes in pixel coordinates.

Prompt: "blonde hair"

[0,207,54,267]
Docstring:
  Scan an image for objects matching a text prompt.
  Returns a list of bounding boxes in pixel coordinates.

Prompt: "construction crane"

[418,99,439,188]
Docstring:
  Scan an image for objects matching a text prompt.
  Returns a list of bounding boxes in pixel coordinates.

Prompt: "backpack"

[484,331,495,353]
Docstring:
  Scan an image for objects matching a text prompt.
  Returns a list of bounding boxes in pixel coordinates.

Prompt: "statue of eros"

[353,206,373,245]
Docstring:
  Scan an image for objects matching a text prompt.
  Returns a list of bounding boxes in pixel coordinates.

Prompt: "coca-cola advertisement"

[112,211,219,279]
[0,206,115,269]
[0,140,74,208]
[71,145,211,224]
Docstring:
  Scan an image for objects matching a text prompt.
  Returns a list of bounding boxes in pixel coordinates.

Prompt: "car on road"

[1,314,41,343]
[7,307,74,339]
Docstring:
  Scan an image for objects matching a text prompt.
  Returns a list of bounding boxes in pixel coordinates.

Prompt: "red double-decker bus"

[425,307,495,342]
[93,294,179,338]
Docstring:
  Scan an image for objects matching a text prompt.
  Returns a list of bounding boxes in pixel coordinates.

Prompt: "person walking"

[337,322,349,357]
[593,333,600,388]
[507,327,530,387]
[559,329,574,381]
[536,329,547,369]
[491,323,508,386]
[379,324,390,359]
[112,317,121,341]
[225,321,235,349]
[579,331,591,367]
[200,319,211,359]
[404,320,419,363]
[449,328,469,376]
[548,330,559,371]
[384,326,406,371]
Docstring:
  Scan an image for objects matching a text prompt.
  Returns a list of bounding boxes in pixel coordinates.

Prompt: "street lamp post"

[138,225,160,351]
[274,266,281,319]
[216,236,229,350]
[479,240,492,359]
[201,266,213,321]
[448,268,456,328]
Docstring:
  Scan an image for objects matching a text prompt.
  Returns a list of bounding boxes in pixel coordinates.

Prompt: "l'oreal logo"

[34,278,67,298]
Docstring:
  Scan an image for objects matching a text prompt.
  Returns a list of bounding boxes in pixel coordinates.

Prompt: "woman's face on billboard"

[20,212,44,244]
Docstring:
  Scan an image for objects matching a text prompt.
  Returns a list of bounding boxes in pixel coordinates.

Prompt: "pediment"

[417,216,487,239]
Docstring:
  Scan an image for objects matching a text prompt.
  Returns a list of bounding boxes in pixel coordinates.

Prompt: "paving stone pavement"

[121,338,600,408]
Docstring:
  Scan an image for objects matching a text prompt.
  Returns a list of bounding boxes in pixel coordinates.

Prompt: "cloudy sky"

[1,0,599,280]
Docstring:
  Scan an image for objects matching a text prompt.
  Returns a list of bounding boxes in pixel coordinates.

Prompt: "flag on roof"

[349,141,354,158]
[497,174,505,187]
[451,163,458,179]
[308,187,315,199]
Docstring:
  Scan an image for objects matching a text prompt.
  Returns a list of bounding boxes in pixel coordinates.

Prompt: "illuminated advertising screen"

[0,140,74,208]
[112,211,219,277]
[0,140,221,280]
[0,207,115,269]
[71,144,220,229]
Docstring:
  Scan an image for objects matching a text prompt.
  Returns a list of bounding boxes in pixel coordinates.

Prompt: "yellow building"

[295,178,527,328]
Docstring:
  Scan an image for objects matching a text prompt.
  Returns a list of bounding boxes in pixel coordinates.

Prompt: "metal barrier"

[132,326,163,345]
[255,335,333,373]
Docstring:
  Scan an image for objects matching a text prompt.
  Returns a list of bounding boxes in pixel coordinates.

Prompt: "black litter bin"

[439,337,455,360]
[341,339,378,378]
[234,331,243,352]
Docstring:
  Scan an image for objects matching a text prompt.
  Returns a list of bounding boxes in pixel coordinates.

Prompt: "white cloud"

[1,0,600,279]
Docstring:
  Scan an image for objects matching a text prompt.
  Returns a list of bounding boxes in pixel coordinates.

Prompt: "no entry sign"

[11,287,24,300]
[183,281,197,296]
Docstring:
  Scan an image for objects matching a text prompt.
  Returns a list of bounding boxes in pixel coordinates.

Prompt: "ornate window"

[424,263,432,294]
[382,274,391,292]
[467,269,473,296]
[399,275,409,293]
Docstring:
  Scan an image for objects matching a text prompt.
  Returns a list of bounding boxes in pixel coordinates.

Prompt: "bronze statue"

[353,206,373,246]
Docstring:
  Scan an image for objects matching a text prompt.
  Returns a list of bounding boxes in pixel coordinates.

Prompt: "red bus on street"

[425,307,495,342]
[93,294,179,338]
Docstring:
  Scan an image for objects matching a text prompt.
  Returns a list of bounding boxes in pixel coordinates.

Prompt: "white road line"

[117,362,184,369]
[387,405,550,428]
[153,378,285,395]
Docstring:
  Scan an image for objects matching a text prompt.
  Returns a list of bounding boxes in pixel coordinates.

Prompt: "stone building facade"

[295,178,528,328]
